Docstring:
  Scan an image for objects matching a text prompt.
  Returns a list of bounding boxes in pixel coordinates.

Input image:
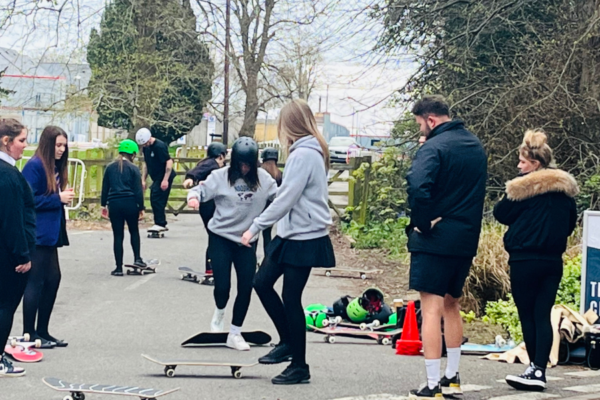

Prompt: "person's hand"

[139,210,145,221]
[16,262,31,273]
[161,180,169,191]
[59,188,75,204]
[241,230,253,247]
[101,207,109,220]
[431,217,442,228]
[142,180,147,191]
[183,178,194,189]
[418,136,427,146]
[188,198,200,210]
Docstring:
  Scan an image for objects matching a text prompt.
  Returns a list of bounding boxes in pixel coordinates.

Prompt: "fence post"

[350,156,371,225]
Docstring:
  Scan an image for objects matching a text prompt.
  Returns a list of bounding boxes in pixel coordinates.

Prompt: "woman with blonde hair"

[241,99,335,385]
[494,130,578,391]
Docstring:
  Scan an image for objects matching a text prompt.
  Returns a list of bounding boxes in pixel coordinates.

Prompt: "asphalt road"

[4,214,600,400]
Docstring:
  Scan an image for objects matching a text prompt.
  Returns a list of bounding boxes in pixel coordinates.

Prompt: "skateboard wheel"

[24,333,30,342]
[322,319,329,327]
[63,396,73,400]
[165,367,176,377]
[325,271,331,277]
[327,335,335,344]
[180,274,185,280]
[34,339,42,348]
[73,393,85,400]
[382,337,391,346]
[127,270,132,275]
[10,339,17,347]
[373,320,380,327]
[334,316,342,324]
[359,323,367,331]
[360,274,367,280]
[231,367,242,379]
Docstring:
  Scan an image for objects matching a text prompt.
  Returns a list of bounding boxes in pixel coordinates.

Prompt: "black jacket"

[0,159,36,268]
[494,169,578,262]
[185,158,220,185]
[406,120,487,258]
[101,160,145,211]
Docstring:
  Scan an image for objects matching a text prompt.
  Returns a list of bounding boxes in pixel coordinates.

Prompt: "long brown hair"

[261,160,282,185]
[35,126,69,193]
[277,99,330,168]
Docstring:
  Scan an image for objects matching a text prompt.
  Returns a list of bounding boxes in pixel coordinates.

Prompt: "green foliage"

[482,294,523,342]
[556,254,582,310]
[578,174,600,211]
[0,67,15,104]
[87,0,214,143]
[460,310,477,324]
[342,217,410,258]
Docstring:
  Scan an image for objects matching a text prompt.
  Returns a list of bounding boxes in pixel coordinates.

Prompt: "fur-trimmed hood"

[506,169,579,201]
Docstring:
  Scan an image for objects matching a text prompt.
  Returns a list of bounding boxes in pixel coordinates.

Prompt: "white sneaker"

[0,356,25,377]
[148,225,164,232]
[226,333,250,351]
[210,309,225,332]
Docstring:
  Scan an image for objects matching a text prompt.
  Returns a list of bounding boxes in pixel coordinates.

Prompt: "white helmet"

[135,128,151,145]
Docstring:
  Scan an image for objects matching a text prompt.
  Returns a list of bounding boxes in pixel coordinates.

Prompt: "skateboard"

[308,325,402,345]
[8,334,33,345]
[321,317,395,332]
[43,377,179,400]
[181,330,271,347]
[320,268,383,280]
[147,229,165,239]
[125,259,160,276]
[142,354,258,379]
[461,342,517,355]
[178,266,214,285]
[4,341,43,362]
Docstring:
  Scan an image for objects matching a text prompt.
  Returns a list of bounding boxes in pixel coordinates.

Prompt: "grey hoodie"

[249,136,332,240]
[187,167,277,243]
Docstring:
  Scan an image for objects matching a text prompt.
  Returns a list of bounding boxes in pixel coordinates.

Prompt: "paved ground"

[5,214,600,400]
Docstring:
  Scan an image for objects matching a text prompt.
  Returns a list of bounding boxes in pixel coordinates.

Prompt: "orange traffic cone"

[396,300,422,355]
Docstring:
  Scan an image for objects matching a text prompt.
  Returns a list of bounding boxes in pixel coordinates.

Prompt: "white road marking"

[329,395,408,400]
[487,393,558,400]
[496,377,563,383]
[564,384,600,393]
[565,370,600,378]
[125,273,156,291]
[462,384,492,392]
[562,394,600,400]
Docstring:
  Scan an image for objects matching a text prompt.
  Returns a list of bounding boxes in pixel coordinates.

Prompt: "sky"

[0,0,416,137]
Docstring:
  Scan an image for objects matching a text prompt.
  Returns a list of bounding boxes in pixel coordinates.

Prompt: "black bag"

[585,329,600,370]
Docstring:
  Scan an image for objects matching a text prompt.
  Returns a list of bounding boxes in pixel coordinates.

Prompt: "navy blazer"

[22,156,65,246]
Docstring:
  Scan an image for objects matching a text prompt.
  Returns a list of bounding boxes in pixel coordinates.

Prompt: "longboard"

[125,259,160,276]
[181,330,271,347]
[147,230,165,239]
[308,325,402,345]
[43,377,179,400]
[4,343,43,363]
[461,342,517,355]
[178,266,214,285]
[318,268,383,280]
[142,354,257,379]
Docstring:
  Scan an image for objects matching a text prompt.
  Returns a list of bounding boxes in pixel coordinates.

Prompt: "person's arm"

[568,197,577,235]
[163,159,173,183]
[248,152,310,236]
[187,172,219,203]
[101,165,110,207]
[0,179,31,266]
[141,161,148,189]
[22,161,62,211]
[406,145,441,234]
[493,195,523,226]
[132,165,145,211]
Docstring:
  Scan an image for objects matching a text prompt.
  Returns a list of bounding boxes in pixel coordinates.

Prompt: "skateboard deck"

[181,330,271,347]
[461,342,517,355]
[178,266,214,285]
[308,325,402,345]
[4,343,43,362]
[322,317,395,332]
[125,259,160,276]
[43,377,179,400]
[142,354,258,379]
[147,230,165,239]
[319,268,383,280]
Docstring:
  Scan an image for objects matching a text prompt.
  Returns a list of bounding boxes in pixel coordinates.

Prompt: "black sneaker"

[440,373,462,396]
[111,268,123,276]
[37,333,68,348]
[409,383,443,399]
[134,259,147,268]
[271,363,310,385]
[30,334,56,349]
[0,354,25,377]
[505,363,546,391]
[259,343,293,364]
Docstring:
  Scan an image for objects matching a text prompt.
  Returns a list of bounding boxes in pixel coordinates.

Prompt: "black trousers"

[150,175,174,227]
[22,246,61,336]
[254,257,312,367]
[199,200,216,273]
[262,227,273,255]
[109,198,141,268]
[0,265,28,348]
[209,233,257,327]
[510,258,563,368]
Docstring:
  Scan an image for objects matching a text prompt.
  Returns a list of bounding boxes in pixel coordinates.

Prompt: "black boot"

[271,363,310,385]
[505,363,546,391]
[111,267,123,276]
[259,343,293,364]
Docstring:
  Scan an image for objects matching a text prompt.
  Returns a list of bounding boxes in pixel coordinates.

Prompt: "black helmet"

[207,142,227,158]
[231,137,258,165]
[261,147,279,162]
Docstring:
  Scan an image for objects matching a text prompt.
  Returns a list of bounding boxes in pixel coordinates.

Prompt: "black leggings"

[199,200,216,272]
[254,257,312,367]
[109,198,141,268]
[0,266,28,348]
[209,233,257,327]
[22,246,61,336]
[262,227,273,255]
[510,258,563,368]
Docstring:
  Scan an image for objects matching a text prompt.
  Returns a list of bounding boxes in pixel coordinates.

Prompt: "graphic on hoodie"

[234,182,255,202]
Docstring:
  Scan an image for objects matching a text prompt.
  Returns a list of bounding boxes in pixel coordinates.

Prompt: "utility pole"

[223,0,231,146]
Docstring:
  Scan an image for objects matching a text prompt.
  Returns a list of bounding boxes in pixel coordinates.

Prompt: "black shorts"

[409,252,472,298]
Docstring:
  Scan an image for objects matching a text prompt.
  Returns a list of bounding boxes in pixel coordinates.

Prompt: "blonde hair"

[519,129,555,169]
[277,99,330,168]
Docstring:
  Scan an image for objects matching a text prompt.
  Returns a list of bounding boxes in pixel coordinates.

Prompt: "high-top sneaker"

[0,355,25,377]
[505,363,546,391]
[440,372,462,396]
[409,383,443,398]
[271,363,310,385]
[258,343,293,364]
[210,308,225,332]
[226,333,250,351]
[134,259,147,268]
[111,267,123,276]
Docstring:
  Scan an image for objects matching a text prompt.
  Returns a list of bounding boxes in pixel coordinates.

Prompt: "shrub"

[342,217,410,259]
[482,294,522,342]
[556,254,581,310]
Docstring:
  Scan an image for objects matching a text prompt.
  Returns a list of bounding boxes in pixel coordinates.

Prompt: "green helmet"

[388,312,397,326]
[346,297,369,322]
[118,139,139,155]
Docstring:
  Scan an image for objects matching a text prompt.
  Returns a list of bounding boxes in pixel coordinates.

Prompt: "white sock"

[230,324,241,335]
[425,359,441,389]
[445,347,461,379]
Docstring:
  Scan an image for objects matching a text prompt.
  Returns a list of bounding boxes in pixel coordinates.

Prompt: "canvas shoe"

[409,383,443,398]
[0,355,25,377]
[226,333,250,351]
[440,372,462,395]
[506,363,546,391]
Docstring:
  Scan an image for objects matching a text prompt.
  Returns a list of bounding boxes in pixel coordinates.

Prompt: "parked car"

[329,136,360,163]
